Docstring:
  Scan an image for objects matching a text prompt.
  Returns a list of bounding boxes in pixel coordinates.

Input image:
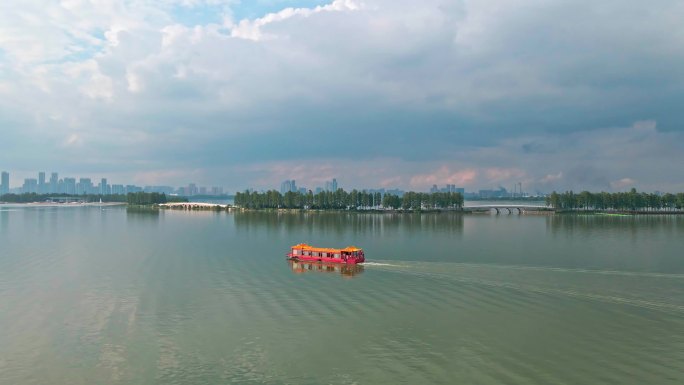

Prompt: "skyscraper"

[38,172,46,194]
[100,178,109,195]
[77,178,93,195]
[325,178,338,192]
[280,180,297,194]
[23,178,38,194]
[0,171,8,195]
[111,184,125,195]
[63,178,76,195]
[187,183,198,196]
[50,172,58,194]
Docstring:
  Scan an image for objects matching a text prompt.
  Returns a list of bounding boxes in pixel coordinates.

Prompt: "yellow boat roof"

[291,243,362,253]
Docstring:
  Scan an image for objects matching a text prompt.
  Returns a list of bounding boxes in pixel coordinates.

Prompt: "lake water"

[1,206,683,384]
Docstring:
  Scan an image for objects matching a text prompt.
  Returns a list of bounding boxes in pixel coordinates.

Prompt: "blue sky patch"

[170,0,331,26]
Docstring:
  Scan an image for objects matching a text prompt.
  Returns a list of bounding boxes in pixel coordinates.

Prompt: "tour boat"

[287,243,365,264]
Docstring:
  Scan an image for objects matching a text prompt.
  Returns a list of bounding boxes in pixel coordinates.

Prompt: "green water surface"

[1,206,683,384]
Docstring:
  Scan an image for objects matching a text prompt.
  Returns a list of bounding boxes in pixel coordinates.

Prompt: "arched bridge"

[466,205,552,214]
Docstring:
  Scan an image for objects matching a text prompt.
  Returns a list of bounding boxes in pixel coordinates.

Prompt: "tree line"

[0,193,128,203]
[234,189,464,210]
[546,189,684,211]
[126,192,187,205]
[0,192,187,205]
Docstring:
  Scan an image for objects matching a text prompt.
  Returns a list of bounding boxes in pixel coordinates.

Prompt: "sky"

[1,0,683,193]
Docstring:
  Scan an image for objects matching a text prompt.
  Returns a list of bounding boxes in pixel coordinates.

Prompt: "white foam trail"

[450,262,684,279]
[365,260,684,279]
[358,260,684,313]
[373,267,684,314]
[360,262,403,267]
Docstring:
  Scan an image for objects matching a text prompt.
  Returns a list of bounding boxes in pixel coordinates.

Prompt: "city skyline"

[1,1,683,193]
[1,169,538,197]
[0,170,226,196]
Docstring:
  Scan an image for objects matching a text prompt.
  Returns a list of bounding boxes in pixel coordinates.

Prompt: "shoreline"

[4,202,683,215]
[0,202,127,207]
[556,210,684,215]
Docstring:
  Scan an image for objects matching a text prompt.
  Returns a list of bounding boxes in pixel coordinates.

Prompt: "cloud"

[540,172,562,184]
[611,178,636,191]
[62,133,84,148]
[229,0,361,40]
[410,167,478,188]
[1,0,684,192]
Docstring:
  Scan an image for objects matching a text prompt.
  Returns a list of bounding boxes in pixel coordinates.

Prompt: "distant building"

[280,180,297,194]
[77,178,94,195]
[22,178,38,194]
[187,183,198,196]
[0,171,8,195]
[111,184,125,195]
[126,185,142,194]
[63,178,76,195]
[49,172,58,194]
[144,186,174,195]
[38,172,46,194]
[324,178,338,192]
[99,178,110,195]
[478,187,508,199]
[430,184,464,194]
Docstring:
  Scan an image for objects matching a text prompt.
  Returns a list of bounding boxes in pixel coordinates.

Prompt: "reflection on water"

[287,260,365,278]
[233,210,464,236]
[0,210,8,231]
[125,207,160,222]
[547,213,684,233]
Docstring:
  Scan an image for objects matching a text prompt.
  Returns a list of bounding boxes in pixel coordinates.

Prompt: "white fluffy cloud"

[1,0,683,191]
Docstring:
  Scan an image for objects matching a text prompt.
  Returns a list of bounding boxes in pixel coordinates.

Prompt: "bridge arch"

[489,206,524,214]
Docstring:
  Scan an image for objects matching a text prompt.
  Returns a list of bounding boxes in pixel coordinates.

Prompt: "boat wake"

[360,261,403,267]
[360,260,684,314]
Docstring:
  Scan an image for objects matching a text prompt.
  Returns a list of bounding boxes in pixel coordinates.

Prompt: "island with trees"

[0,192,186,206]
[546,189,684,213]
[234,189,464,211]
